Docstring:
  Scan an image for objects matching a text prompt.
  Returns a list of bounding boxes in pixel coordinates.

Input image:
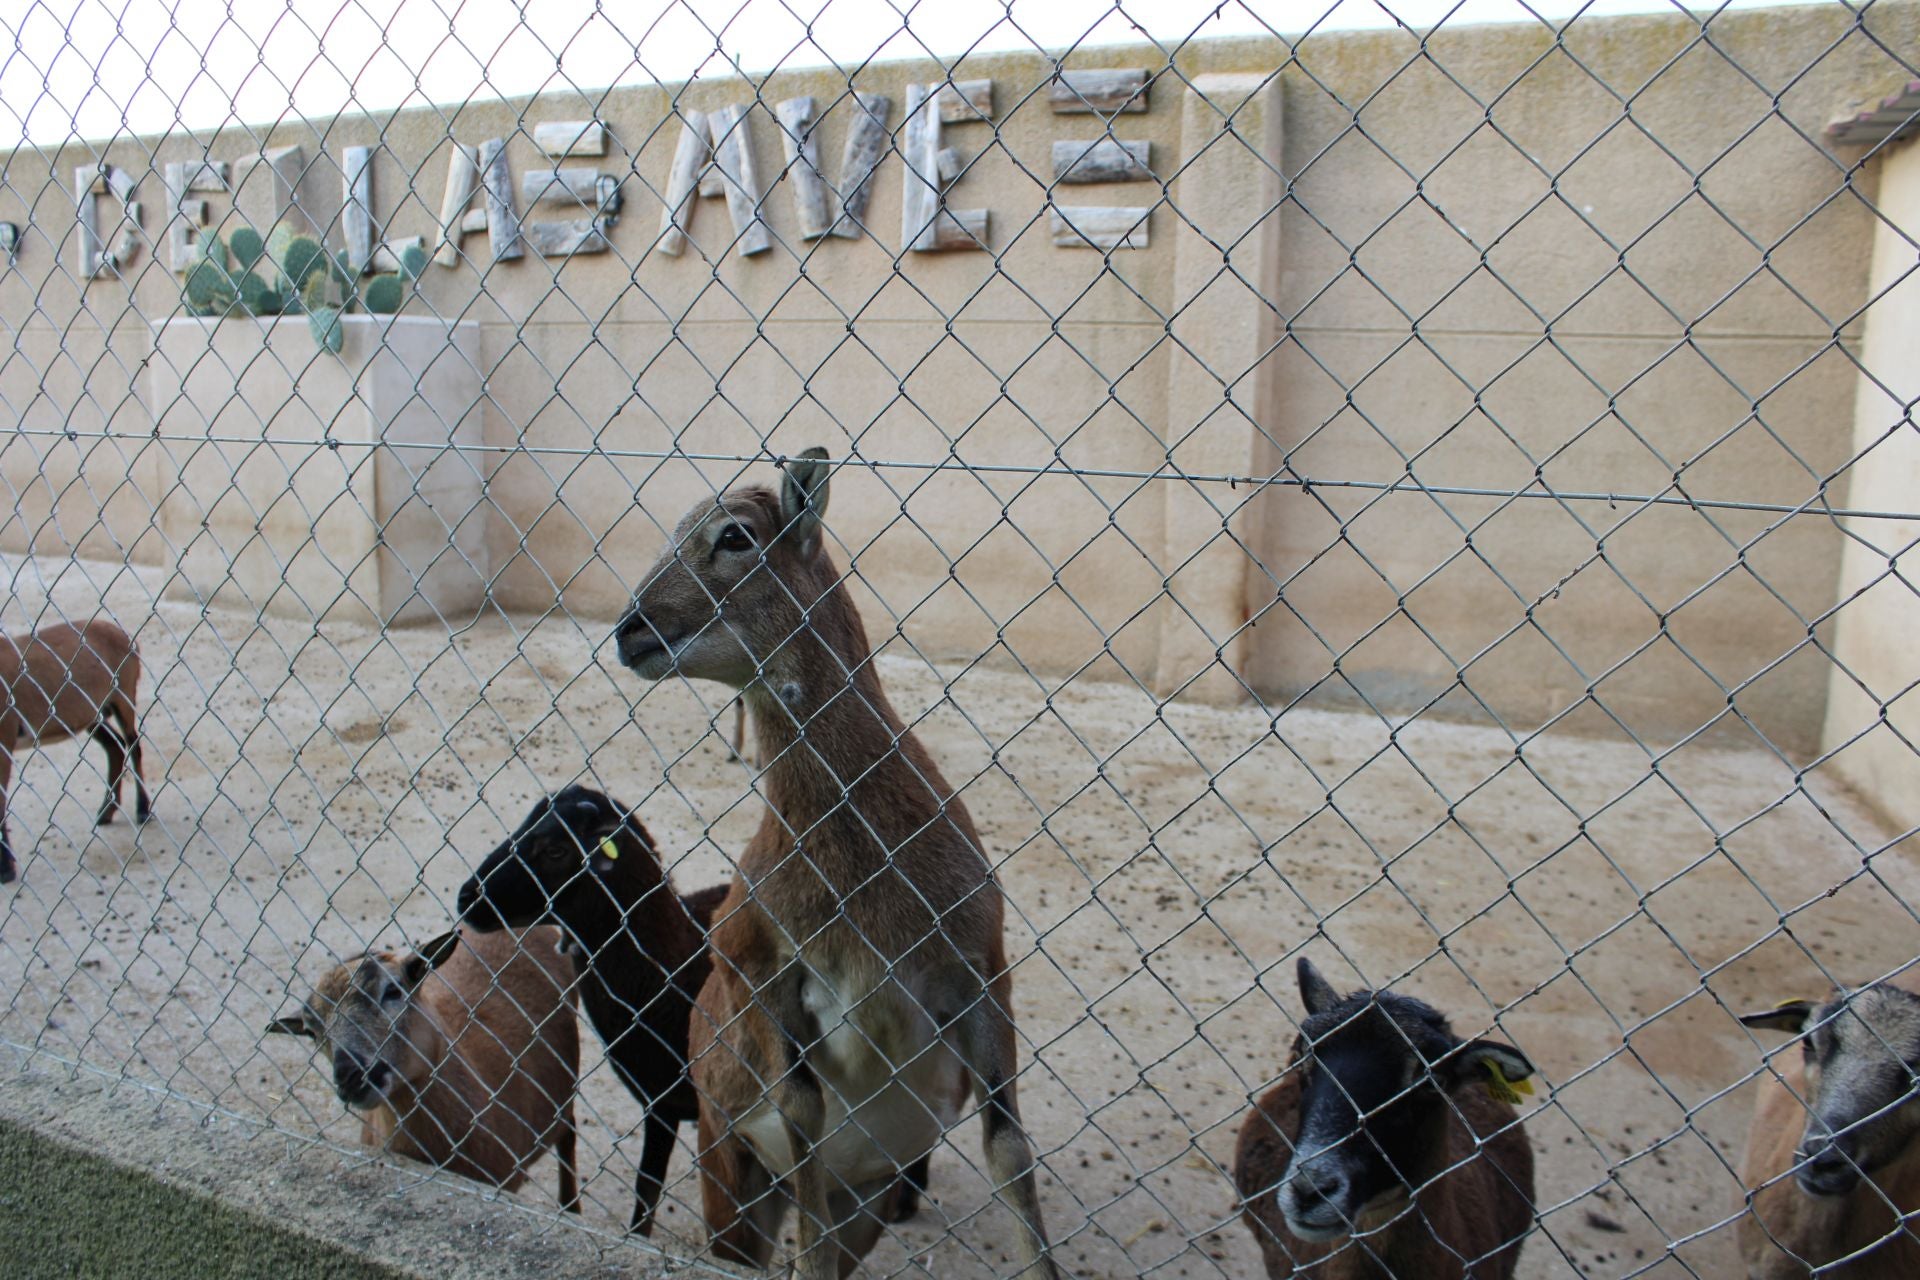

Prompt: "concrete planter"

[147,313,489,627]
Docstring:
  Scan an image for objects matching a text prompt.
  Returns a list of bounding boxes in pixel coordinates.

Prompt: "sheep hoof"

[886,1187,922,1223]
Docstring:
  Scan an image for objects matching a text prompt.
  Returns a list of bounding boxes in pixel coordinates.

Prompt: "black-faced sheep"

[456,784,939,1235]
[1234,957,1537,1279]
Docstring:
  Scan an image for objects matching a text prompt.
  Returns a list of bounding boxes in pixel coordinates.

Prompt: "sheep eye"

[380,984,405,1005]
[714,523,753,553]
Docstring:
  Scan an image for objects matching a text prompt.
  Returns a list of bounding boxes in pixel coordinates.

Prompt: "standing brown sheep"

[613,449,1057,1279]
[0,618,152,884]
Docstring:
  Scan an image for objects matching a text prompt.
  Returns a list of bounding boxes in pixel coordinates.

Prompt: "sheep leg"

[728,700,747,764]
[826,1181,894,1279]
[699,1110,783,1268]
[887,1152,933,1222]
[557,1101,580,1214]
[0,731,14,884]
[90,725,124,825]
[113,699,151,823]
[889,1067,962,1220]
[629,1107,678,1235]
[762,965,837,1280]
[956,977,1057,1280]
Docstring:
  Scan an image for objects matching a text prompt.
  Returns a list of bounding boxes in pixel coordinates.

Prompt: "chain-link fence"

[1,1,1917,1276]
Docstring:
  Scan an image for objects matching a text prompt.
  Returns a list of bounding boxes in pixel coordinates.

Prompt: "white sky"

[2,0,1787,151]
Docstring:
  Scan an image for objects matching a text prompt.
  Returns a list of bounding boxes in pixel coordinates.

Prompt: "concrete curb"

[0,1061,701,1279]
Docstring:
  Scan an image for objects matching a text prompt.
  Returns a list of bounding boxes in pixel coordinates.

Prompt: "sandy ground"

[0,549,1913,1280]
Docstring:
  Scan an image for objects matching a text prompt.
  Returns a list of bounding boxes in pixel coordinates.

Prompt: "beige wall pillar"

[1154,72,1284,701]
[148,314,488,627]
[1822,143,1920,833]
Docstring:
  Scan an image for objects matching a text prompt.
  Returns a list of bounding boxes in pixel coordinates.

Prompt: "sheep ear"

[777,447,832,552]
[265,1014,313,1039]
[1449,1040,1536,1102]
[1297,956,1339,1015]
[589,831,623,876]
[1740,1000,1817,1035]
[405,929,460,985]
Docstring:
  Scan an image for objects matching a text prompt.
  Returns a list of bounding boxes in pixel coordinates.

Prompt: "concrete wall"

[0,3,1913,759]
[1821,138,1920,835]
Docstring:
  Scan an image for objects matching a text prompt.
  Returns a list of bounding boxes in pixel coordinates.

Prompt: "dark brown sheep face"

[456,786,648,933]
[1741,983,1920,1197]
[1278,958,1535,1242]
[265,931,460,1111]
[612,449,831,690]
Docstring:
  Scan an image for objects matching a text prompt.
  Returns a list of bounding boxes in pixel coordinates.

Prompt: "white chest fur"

[736,960,967,1186]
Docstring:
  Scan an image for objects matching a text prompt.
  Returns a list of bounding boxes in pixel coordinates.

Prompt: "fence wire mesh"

[0,1,1917,1277]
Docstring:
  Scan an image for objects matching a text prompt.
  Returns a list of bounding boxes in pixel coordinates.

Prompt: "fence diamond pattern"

[0,2,1916,1278]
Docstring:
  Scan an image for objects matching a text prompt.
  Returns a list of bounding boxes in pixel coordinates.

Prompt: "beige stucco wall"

[1821,139,1920,834]
[1241,7,1906,754]
[0,3,1913,761]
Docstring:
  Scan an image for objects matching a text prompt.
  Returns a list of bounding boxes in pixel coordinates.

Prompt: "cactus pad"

[361,274,405,314]
[236,270,285,315]
[279,235,327,290]
[184,260,236,314]
[228,227,265,272]
[307,306,345,354]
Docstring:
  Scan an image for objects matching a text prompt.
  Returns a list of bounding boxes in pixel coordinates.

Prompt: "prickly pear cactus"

[398,243,428,281]
[228,226,265,273]
[299,268,342,314]
[184,259,236,315]
[182,221,365,354]
[307,306,345,354]
[361,274,405,315]
[281,237,327,292]
[236,270,285,315]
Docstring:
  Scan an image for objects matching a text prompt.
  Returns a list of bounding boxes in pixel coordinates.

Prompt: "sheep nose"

[333,1048,369,1094]
[1796,1139,1861,1195]
[1805,1145,1851,1178]
[1289,1162,1347,1212]
[613,607,670,669]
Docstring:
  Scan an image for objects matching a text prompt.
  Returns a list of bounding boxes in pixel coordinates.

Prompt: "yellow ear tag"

[597,836,620,862]
[1483,1060,1534,1106]
[1775,997,1812,1010]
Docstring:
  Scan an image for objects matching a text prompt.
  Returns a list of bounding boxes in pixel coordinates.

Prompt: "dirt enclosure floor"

[0,551,1912,1279]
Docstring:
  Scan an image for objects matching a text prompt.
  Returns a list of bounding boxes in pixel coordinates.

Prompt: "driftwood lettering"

[706,104,771,256]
